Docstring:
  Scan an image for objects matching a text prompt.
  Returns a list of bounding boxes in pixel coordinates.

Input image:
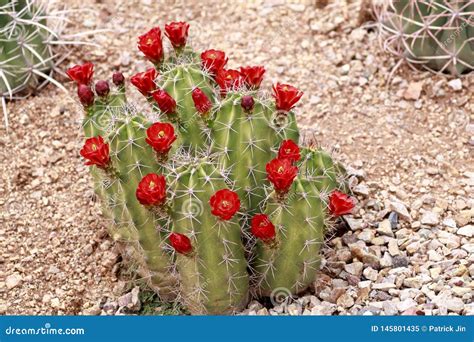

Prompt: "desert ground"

[1,0,472,315]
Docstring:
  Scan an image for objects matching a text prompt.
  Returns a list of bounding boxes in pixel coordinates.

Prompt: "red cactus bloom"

[328,190,355,216]
[266,157,298,193]
[251,214,276,241]
[152,89,177,115]
[95,80,110,97]
[77,84,94,107]
[164,21,190,48]
[240,66,265,89]
[241,95,255,112]
[136,173,167,206]
[209,189,240,221]
[67,62,94,85]
[272,83,303,112]
[138,27,164,64]
[80,136,110,169]
[216,69,243,95]
[278,140,300,163]
[201,49,227,75]
[130,68,157,96]
[169,232,192,255]
[145,122,177,154]
[192,87,212,115]
[112,72,125,86]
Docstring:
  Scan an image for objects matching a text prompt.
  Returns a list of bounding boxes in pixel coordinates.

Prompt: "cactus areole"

[72,22,354,315]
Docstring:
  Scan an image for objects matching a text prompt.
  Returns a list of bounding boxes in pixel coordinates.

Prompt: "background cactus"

[0,0,97,129]
[73,22,354,314]
[376,0,473,76]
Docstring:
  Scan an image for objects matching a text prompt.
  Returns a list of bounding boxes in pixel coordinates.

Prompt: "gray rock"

[388,212,398,228]
[345,217,364,231]
[392,256,409,267]
[358,229,375,242]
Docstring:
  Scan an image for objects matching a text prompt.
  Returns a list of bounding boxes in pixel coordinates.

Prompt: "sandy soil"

[1,0,472,315]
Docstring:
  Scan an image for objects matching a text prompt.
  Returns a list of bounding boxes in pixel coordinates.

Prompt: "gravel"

[1,0,472,315]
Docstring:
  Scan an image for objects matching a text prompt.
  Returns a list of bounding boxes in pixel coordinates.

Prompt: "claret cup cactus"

[71,22,355,314]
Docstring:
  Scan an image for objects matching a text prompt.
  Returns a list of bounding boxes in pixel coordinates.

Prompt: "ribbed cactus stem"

[170,162,249,314]
[254,178,326,296]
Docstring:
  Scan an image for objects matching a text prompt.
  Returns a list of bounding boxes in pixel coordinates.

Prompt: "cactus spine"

[74,22,353,314]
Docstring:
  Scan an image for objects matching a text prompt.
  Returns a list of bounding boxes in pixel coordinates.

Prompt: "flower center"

[221,200,230,208]
[209,53,216,59]
[149,181,155,189]
[91,144,97,151]
[158,130,165,138]
[277,166,284,174]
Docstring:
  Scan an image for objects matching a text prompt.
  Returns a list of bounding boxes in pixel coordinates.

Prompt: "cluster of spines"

[73,21,355,314]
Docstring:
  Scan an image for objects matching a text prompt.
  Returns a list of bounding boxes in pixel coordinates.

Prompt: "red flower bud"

[169,232,193,255]
[112,72,125,86]
[216,69,243,96]
[209,189,240,221]
[67,62,94,85]
[80,136,110,169]
[201,49,227,75]
[251,214,276,241]
[136,173,167,206]
[164,21,190,48]
[278,140,300,163]
[138,27,164,64]
[130,68,157,96]
[77,84,94,107]
[240,66,265,89]
[192,87,212,115]
[272,83,303,112]
[145,122,177,154]
[241,95,255,113]
[266,157,298,193]
[152,89,177,115]
[328,190,355,216]
[95,80,110,98]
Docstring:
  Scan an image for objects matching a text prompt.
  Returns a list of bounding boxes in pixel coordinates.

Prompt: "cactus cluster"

[376,0,473,76]
[72,22,355,314]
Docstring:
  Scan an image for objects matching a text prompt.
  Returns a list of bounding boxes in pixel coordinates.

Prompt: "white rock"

[383,301,398,315]
[457,225,473,237]
[403,277,422,289]
[373,282,396,290]
[397,298,417,312]
[421,211,439,226]
[446,298,465,313]
[310,303,336,315]
[363,267,378,281]
[336,293,354,308]
[5,273,22,289]
[388,239,400,256]
[428,250,443,262]
[447,78,462,91]
[390,201,411,221]
[438,231,461,248]
[462,243,474,254]
[344,262,364,276]
[406,241,420,254]
[51,297,61,308]
[358,229,375,242]
[377,219,394,237]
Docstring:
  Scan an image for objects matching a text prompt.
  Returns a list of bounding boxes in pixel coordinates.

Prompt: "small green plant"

[72,22,355,314]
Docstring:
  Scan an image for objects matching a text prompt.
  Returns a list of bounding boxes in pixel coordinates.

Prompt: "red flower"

[130,68,157,96]
[251,214,276,241]
[328,190,355,216]
[266,158,298,193]
[152,89,177,115]
[136,173,167,206]
[67,62,94,85]
[216,69,243,95]
[138,27,164,64]
[240,66,265,89]
[164,21,190,48]
[80,136,110,169]
[192,88,212,115]
[146,122,177,154]
[278,140,300,163]
[77,84,94,107]
[272,83,303,112]
[209,189,240,220]
[201,49,227,75]
[169,232,192,255]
